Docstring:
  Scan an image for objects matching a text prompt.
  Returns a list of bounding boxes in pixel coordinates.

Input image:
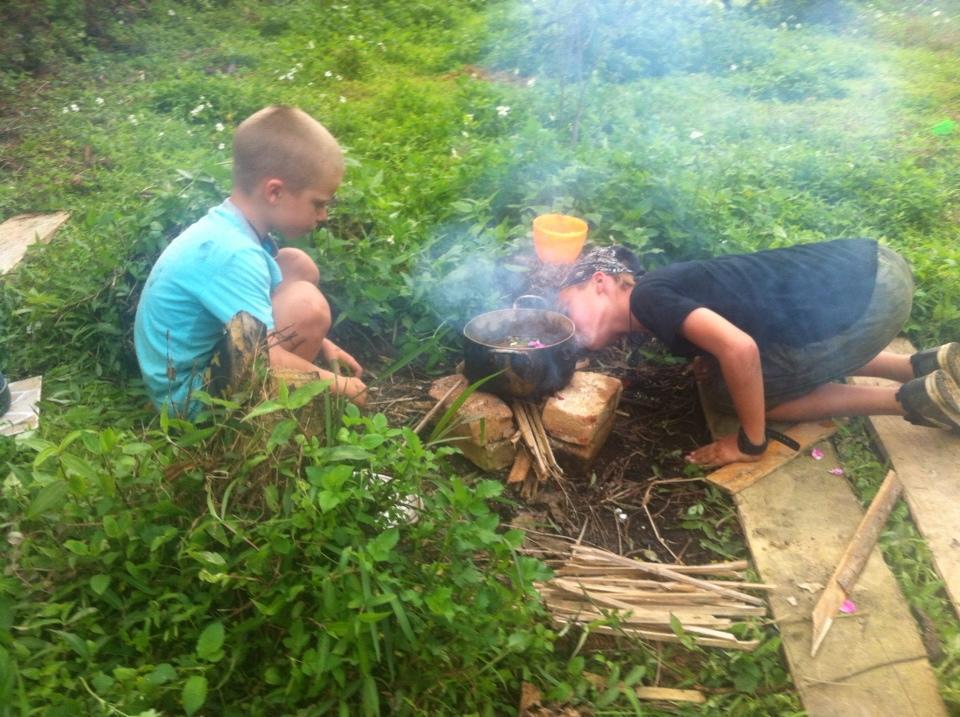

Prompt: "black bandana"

[559,246,634,289]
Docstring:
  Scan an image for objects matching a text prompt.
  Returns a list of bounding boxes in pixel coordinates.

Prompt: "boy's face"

[557,276,621,350]
[266,164,343,240]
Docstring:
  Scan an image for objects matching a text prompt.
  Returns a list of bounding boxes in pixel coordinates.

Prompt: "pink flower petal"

[810,447,824,461]
[840,599,857,614]
[829,467,845,476]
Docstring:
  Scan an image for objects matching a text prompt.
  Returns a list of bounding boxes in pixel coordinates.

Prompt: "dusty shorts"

[703,244,914,411]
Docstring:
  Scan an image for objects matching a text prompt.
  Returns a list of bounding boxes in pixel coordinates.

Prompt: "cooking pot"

[463,296,577,399]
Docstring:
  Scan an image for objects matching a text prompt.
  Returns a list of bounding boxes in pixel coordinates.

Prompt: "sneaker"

[896,369,960,430]
[911,342,960,382]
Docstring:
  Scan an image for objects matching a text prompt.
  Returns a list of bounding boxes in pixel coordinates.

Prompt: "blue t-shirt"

[134,199,282,414]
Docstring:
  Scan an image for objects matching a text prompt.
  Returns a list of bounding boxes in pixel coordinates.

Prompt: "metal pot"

[463,296,577,399]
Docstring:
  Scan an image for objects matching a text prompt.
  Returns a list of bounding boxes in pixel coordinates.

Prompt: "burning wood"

[532,544,769,651]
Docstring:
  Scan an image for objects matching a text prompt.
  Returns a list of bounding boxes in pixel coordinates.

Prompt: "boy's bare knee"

[276,247,321,285]
[272,281,332,355]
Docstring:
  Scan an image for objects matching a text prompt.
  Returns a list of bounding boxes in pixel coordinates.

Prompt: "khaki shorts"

[702,244,913,411]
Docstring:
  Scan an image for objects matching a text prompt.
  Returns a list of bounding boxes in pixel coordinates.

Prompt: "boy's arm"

[268,344,367,407]
[680,307,766,466]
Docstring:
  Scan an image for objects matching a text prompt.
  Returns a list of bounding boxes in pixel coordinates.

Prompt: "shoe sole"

[927,370,960,429]
[937,343,960,385]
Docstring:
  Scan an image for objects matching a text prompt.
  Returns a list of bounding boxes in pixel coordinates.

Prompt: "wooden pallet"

[700,388,947,717]
[848,337,960,618]
[0,211,70,274]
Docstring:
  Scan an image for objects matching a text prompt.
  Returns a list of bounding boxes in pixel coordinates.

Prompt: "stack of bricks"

[428,375,518,471]
[542,372,623,463]
[427,371,623,473]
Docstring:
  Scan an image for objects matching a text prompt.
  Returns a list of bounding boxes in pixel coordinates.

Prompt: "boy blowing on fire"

[135,105,366,416]
[557,240,960,468]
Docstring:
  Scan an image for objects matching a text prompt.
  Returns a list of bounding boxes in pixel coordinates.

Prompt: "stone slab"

[849,337,960,618]
[701,388,946,717]
[0,376,43,437]
[0,212,70,274]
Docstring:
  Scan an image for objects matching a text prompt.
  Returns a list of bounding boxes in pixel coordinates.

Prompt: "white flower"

[70,103,79,112]
[190,103,205,116]
[336,74,343,80]
[307,40,316,49]
[526,77,537,87]
[339,96,347,103]
[451,148,459,158]
[128,114,138,125]
[729,63,738,71]
[158,131,164,137]
[62,107,69,114]
[218,142,225,150]
[548,113,556,121]
[324,70,333,77]
[496,105,511,117]
[168,8,176,16]
[932,9,941,16]
[385,235,395,244]
[461,130,469,138]
[215,122,225,132]
[689,129,704,140]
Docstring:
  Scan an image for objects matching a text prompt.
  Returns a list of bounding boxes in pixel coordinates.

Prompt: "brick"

[457,436,518,472]
[428,374,467,405]
[549,410,616,464]
[542,371,622,446]
[429,375,514,446]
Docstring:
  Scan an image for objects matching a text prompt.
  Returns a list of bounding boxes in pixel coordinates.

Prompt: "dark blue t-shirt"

[629,238,879,357]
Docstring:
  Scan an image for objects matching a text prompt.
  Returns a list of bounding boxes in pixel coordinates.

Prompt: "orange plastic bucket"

[532,214,588,264]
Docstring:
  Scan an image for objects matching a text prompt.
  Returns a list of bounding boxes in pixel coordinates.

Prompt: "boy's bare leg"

[275,247,321,286]
[766,383,903,422]
[270,280,331,363]
[849,350,913,383]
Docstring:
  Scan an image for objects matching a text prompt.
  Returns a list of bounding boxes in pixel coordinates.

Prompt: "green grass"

[2,0,960,714]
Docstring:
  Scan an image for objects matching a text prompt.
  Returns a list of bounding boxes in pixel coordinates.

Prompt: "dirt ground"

[366,334,742,565]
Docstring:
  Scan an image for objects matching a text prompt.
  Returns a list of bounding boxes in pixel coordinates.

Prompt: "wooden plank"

[0,376,43,437]
[848,337,960,618]
[811,470,903,656]
[0,212,70,274]
[634,686,705,704]
[706,419,839,493]
[700,388,947,717]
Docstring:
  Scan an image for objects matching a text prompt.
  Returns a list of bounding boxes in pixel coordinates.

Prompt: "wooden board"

[706,419,838,493]
[848,337,960,617]
[700,391,947,717]
[0,212,70,274]
[0,376,43,437]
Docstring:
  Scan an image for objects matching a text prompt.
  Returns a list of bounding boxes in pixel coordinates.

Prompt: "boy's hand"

[321,339,364,377]
[685,434,763,468]
[334,375,368,408]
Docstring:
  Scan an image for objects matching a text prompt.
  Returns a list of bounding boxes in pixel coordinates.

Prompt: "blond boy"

[134,106,366,416]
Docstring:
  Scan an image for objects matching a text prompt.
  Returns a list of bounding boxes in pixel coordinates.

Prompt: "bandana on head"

[559,246,634,289]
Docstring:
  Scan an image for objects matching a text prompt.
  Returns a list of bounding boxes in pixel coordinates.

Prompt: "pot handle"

[513,294,549,310]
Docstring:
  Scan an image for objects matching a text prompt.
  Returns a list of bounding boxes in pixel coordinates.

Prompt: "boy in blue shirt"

[134,105,366,416]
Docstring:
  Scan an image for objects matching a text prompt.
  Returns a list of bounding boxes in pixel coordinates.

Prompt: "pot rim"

[463,307,576,350]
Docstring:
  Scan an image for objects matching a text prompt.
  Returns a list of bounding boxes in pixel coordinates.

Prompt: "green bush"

[2,394,556,715]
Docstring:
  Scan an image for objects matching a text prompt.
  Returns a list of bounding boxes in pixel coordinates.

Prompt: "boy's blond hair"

[232,105,342,194]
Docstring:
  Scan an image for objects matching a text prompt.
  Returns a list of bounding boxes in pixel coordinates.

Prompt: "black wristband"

[737,426,768,456]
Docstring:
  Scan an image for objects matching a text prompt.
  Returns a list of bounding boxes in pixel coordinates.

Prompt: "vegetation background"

[1,0,958,714]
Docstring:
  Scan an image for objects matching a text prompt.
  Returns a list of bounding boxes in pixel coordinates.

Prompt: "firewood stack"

[533,544,771,651]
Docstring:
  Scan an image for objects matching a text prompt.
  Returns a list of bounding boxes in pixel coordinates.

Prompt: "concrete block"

[456,436,518,472]
[549,410,616,464]
[542,371,622,446]
[429,375,514,446]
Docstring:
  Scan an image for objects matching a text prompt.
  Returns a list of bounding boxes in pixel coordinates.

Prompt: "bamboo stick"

[572,546,766,606]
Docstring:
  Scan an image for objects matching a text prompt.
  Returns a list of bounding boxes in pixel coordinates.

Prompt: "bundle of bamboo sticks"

[511,400,564,485]
[535,544,771,651]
